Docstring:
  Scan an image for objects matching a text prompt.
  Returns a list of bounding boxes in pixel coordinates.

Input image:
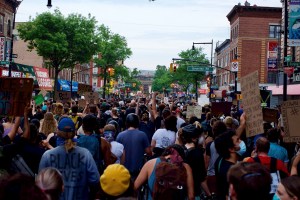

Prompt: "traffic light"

[170,63,173,72]
[173,64,177,72]
[206,77,211,87]
[107,68,111,75]
[111,68,115,76]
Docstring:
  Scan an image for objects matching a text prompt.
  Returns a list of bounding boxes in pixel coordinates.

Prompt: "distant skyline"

[16,0,282,70]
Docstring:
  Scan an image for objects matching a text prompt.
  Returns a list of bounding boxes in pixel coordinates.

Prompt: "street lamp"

[191,40,213,101]
[8,0,22,77]
[47,0,52,9]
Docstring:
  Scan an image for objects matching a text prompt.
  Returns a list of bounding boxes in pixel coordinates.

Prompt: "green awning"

[14,63,38,88]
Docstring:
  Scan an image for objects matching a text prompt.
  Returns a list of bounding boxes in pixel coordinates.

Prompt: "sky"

[16,0,282,71]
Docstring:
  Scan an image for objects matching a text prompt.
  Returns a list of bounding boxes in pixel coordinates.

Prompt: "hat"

[58,118,75,132]
[42,105,47,111]
[182,124,202,138]
[100,164,131,197]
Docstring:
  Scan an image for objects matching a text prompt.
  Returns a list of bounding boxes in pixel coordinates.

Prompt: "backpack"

[253,157,280,194]
[153,153,187,200]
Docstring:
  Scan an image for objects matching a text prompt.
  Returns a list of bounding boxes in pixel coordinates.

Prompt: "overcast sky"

[16,0,282,71]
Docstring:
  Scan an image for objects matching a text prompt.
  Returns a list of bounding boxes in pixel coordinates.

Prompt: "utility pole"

[283,0,288,101]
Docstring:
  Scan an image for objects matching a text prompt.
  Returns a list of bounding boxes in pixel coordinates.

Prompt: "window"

[269,25,280,38]
[267,72,277,84]
[7,19,11,36]
[0,15,3,33]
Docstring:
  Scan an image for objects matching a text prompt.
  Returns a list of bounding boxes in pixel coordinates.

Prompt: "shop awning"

[57,79,78,92]
[14,63,38,87]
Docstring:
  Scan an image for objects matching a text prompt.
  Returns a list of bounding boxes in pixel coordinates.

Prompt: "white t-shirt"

[176,117,185,130]
[152,128,176,148]
[110,141,124,164]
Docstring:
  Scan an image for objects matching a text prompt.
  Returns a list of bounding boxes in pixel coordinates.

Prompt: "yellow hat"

[100,164,131,197]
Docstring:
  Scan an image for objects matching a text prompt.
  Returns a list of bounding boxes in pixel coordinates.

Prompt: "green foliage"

[152,48,209,94]
[17,9,101,98]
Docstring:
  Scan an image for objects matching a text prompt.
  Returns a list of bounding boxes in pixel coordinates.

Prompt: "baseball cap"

[58,118,75,132]
[100,164,131,197]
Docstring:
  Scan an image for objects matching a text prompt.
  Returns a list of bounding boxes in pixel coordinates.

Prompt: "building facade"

[221,4,282,88]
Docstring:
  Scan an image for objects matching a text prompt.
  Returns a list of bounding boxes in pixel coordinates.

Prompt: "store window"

[0,15,4,33]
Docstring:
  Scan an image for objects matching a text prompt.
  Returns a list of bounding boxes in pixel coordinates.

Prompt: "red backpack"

[152,148,187,200]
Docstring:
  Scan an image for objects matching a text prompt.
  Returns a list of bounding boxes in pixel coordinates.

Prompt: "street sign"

[231,60,239,72]
[124,83,132,87]
[0,61,10,65]
[288,61,300,66]
[12,54,18,58]
[187,65,213,72]
[285,55,292,62]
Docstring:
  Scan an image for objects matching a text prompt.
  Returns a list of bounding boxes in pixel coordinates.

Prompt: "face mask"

[272,193,280,200]
[236,140,246,156]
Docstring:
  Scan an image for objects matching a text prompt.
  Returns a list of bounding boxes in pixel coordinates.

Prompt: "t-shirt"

[39,146,100,200]
[77,134,100,167]
[214,157,235,200]
[268,142,289,163]
[152,129,176,149]
[110,141,124,164]
[139,121,155,143]
[176,117,185,130]
[244,156,289,176]
[206,141,219,176]
[185,147,207,196]
[116,129,149,173]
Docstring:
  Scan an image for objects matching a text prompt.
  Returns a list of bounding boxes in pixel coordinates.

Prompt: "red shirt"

[244,156,290,176]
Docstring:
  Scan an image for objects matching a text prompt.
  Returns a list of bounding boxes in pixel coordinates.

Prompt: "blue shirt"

[268,142,289,163]
[116,129,149,173]
[39,146,100,200]
[77,134,100,166]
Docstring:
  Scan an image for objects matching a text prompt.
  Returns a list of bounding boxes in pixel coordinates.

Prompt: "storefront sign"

[0,37,5,62]
[34,67,52,91]
[288,0,300,46]
[1,69,22,77]
[292,72,300,82]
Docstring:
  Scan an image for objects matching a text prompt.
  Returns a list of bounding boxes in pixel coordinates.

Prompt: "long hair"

[40,112,57,136]
[57,130,76,152]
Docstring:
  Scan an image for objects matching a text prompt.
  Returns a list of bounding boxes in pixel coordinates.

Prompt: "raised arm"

[236,112,246,138]
[151,92,158,119]
[7,117,21,141]
[22,105,31,139]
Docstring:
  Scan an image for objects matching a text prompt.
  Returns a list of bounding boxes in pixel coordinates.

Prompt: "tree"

[17,9,100,99]
[94,25,132,98]
[152,65,172,92]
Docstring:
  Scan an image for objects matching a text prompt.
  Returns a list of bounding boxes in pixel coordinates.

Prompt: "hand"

[24,104,31,117]
[240,112,246,125]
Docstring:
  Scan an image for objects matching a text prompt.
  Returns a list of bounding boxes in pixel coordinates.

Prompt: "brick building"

[215,4,282,92]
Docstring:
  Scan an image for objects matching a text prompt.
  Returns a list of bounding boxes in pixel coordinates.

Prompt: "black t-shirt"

[185,147,207,195]
[205,141,213,157]
[214,156,235,200]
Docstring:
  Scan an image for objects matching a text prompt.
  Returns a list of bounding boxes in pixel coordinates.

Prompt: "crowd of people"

[0,92,300,200]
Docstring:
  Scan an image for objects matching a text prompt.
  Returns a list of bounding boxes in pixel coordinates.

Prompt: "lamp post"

[8,0,22,77]
[283,0,288,101]
[192,40,213,101]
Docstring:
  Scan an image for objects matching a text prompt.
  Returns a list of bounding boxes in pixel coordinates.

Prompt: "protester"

[227,162,272,200]
[116,113,151,179]
[98,164,134,199]
[39,112,57,139]
[134,144,194,200]
[39,117,100,200]
[36,167,64,200]
[274,175,300,200]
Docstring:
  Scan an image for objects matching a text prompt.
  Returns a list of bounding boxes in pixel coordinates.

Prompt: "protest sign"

[262,108,278,123]
[33,94,44,105]
[211,102,232,117]
[78,83,92,95]
[78,99,86,109]
[241,71,264,137]
[0,78,33,116]
[38,90,48,97]
[55,92,71,104]
[33,67,52,91]
[84,92,99,104]
[186,105,202,119]
[281,100,300,143]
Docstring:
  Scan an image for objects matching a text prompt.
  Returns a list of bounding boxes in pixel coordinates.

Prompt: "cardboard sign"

[78,99,86,109]
[84,92,98,104]
[186,105,202,119]
[263,108,278,123]
[211,102,232,117]
[241,71,264,137]
[78,83,92,95]
[281,100,300,143]
[55,92,71,104]
[33,94,44,105]
[38,90,48,97]
[0,78,34,116]
[34,67,52,91]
